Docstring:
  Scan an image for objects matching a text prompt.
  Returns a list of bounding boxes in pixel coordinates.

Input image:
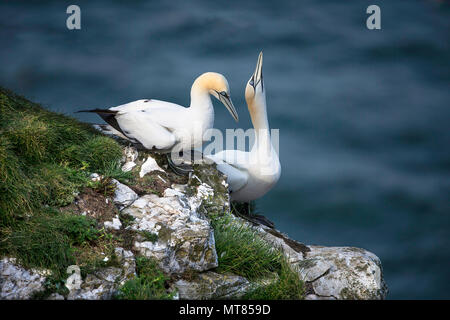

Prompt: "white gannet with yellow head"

[208,52,281,202]
[78,72,238,158]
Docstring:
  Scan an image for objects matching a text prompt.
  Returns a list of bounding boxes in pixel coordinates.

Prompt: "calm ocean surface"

[1,0,449,299]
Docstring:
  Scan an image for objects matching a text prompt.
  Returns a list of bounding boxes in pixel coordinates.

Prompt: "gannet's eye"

[249,77,254,87]
[220,91,228,97]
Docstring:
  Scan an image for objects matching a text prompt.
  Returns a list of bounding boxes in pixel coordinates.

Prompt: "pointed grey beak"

[218,92,239,122]
[250,51,263,90]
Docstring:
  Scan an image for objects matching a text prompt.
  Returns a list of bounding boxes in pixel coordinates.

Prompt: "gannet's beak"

[250,51,263,91]
[218,91,239,122]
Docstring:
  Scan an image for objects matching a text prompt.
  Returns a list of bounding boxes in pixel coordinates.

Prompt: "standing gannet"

[208,52,280,202]
[78,72,238,158]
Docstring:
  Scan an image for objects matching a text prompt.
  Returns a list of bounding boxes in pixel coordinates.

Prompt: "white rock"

[90,173,101,181]
[123,187,218,274]
[236,218,388,300]
[47,293,65,300]
[121,146,138,172]
[0,258,48,299]
[298,246,387,300]
[304,294,337,300]
[67,248,136,300]
[104,216,122,231]
[163,188,184,198]
[112,179,138,209]
[139,156,165,178]
[174,272,251,300]
[121,161,136,172]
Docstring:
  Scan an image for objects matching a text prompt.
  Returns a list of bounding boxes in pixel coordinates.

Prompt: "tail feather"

[76,108,124,136]
[76,108,117,114]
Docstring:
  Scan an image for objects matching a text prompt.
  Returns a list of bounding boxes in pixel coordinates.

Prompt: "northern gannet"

[208,52,281,202]
[78,72,238,157]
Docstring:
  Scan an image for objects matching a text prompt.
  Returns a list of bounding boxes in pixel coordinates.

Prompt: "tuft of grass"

[211,214,282,280]
[211,213,304,299]
[118,213,136,228]
[115,257,175,300]
[59,136,123,173]
[101,160,134,184]
[0,209,100,278]
[139,231,158,243]
[31,164,90,207]
[242,258,305,300]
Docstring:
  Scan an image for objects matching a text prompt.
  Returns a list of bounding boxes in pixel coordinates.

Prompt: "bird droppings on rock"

[139,156,165,177]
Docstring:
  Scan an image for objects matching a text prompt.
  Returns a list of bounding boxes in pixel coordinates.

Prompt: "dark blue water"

[1,0,449,299]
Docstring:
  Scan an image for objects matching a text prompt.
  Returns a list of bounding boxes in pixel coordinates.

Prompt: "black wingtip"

[75,109,117,114]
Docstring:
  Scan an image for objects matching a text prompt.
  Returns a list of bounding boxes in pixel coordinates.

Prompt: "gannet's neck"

[189,84,214,130]
[248,96,271,155]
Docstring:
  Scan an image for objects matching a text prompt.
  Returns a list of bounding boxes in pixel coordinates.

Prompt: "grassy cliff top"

[0,87,129,284]
[0,87,124,226]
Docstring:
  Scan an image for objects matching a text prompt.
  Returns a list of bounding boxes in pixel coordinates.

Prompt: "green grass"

[242,257,305,300]
[115,257,175,300]
[211,214,282,280]
[139,231,158,243]
[0,87,123,227]
[211,213,304,299]
[0,87,122,277]
[0,208,100,278]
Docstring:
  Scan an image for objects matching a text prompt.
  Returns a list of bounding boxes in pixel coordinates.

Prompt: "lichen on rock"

[123,190,218,274]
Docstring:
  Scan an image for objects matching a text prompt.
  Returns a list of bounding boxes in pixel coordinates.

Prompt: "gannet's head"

[245,51,265,108]
[194,72,238,122]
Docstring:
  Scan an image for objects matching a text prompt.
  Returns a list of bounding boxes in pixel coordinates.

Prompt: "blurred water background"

[1,0,449,299]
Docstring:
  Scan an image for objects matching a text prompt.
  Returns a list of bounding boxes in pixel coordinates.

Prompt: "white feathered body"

[210,144,281,202]
[110,98,214,152]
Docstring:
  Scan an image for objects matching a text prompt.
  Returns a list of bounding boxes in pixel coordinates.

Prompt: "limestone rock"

[67,247,136,300]
[104,215,122,230]
[0,258,47,300]
[299,246,388,300]
[139,156,165,177]
[47,293,65,300]
[123,188,218,274]
[121,145,139,172]
[112,179,138,209]
[174,272,251,300]
[239,220,388,300]
[89,173,101,181]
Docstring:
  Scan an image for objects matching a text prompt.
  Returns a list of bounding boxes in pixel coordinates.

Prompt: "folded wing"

[110,99,189,151]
